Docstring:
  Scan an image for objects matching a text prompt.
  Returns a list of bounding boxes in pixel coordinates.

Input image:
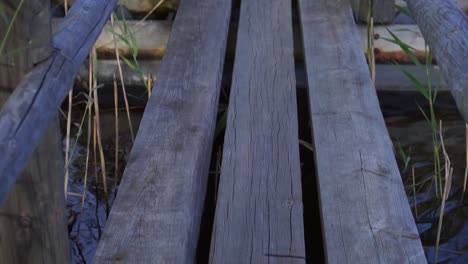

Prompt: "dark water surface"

[381,91,468,263]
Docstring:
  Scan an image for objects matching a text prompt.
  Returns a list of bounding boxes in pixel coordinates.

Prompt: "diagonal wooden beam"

[406,0,468,122]
[0,0,118,205]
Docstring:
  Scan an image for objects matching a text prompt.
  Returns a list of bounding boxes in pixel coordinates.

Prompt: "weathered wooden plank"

[406,0,468,122]
[93,0,232,262]
[209,0,305,263]
[78,59,161,86]
[0,0,118,204]
[52,0,179,14]
[298,0,426,263]
[397,0,468,13]
[351,0,396,24]
[0,0,69,262]
[51,19,172,59]
[373,65,447,92]
[52,18,429,63]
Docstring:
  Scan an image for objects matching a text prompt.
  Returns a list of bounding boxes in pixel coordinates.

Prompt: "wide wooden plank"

[0,1,69,262]
[298,0,426,263]
[406,0,468,122]
[93,0,232,263]
[209,0,305,263]
[0,0,118,204]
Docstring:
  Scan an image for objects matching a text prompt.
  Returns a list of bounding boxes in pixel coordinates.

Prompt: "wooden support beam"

[406,0,468,122]
[52,0,179,14]
[52,19,172,59]
[209,0,305,263]
[396,0,468,13]
[52,18,428,63]
[0,0,69,262]
[78,59,161,86]
[298,0,426,262]
[93,0,232,262]
[351,0,396,24]
[0,0,118,204]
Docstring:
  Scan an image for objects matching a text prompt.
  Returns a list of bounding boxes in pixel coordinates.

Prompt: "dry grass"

[434,120,453,263]
[110,14,135,142]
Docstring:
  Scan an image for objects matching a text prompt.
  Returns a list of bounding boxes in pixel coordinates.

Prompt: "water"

[381,91,468,263]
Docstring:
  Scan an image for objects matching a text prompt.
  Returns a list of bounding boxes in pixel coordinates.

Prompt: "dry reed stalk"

[110,14,135,142]
[434,120,453,263]
[93,114,98,187]
[64,92,72,198]
[366,0,375,82]
[147,72,154,98]
[80,82,93,211]
[113,75,119,187]
[63,0,72,199]
[90,48,108,196]
[463,124,468,195]
[136,0,166,26]
[412,166,418,218]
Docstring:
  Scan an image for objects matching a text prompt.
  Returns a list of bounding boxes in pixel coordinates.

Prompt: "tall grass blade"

[395,4,413,18]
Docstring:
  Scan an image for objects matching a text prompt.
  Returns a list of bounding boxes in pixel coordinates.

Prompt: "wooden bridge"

[1,0,467,263]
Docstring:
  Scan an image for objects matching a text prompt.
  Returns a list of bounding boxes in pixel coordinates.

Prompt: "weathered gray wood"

[298,0,426,263]
[0,0,69,262]
[52,0,180,14]
[351,0,395,24]
[406,0,468,122]
[0,0,118,204]
[374,65,447,91]
[209,0,305,263]
[93,0,232,262]
[52,18,430,63]
[51,19,172,59]
[78,59,161,86]
[396,0,468,13]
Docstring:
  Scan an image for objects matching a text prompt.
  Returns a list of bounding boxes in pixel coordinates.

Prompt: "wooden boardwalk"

[94,0,425,263]
[8,0,468,262]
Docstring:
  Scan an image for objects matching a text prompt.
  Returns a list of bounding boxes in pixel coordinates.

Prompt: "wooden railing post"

[0,0,70,262]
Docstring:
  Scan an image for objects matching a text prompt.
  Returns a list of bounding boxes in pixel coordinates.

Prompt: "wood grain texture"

[298,0,426,263]
[52,0,180,13]
[0,0,69,262]
[209,0,305,263]
[406,0,468,122]
[351,0,395,24]
[51,18,431,63]
[53,18,171,59]
[0,0,118,204]
[93,0,232,262]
